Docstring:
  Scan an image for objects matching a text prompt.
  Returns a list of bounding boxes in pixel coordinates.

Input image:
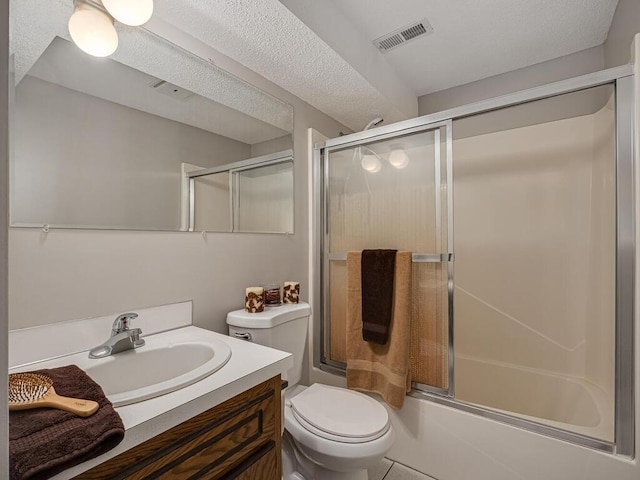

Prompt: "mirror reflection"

[188,152,293,234]
[10,1,294,233]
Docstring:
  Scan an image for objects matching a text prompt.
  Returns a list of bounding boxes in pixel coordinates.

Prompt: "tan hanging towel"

[346,251,412,409]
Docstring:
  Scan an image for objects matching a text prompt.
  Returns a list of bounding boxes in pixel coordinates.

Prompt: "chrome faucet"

[88,312,145,359]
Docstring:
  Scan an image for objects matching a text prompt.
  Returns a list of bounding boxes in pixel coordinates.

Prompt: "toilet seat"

[289,384,390,444]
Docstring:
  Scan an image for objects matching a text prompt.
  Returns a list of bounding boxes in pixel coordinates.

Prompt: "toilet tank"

[226,302,310,387]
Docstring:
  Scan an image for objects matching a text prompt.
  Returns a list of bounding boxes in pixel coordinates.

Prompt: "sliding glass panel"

[192,172,231,232]
[324,125,450,389]
[452,85,616,441]
[329,259,348,363]
[411,262,449,390]
[327,131,440,252]
[233,159,293,233]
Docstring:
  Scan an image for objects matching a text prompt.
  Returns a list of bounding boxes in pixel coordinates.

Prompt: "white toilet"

[227,302,394,480]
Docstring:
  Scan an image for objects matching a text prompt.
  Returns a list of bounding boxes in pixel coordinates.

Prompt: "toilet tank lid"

[226,302,311,328]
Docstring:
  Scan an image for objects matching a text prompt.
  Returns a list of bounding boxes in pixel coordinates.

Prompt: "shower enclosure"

[313,67,634,455]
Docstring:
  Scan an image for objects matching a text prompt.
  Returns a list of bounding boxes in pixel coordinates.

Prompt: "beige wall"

[604,0,640,67]
[8,30,346,332]
[418,46,605,115]
[250,135,293,158]
[418,0,640,116]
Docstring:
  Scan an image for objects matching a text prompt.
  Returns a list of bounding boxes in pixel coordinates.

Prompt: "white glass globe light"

[103,0,154,26]
[361,154,382,173]
[389,149,409,169]
[68,6,118,57]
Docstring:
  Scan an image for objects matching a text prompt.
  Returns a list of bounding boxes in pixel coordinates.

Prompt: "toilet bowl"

[282,385,394,480]
[226,302,394,479]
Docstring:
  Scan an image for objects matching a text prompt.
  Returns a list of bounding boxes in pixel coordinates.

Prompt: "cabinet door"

[76,376,281,480]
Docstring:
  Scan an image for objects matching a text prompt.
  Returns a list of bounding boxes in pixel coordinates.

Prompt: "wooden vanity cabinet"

[75,376,281,480]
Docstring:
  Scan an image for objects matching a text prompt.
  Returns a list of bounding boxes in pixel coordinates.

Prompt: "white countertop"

[10,325,292,479]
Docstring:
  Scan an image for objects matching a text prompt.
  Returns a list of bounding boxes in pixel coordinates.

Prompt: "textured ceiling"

[152,0,619,129]
[152,0,415,131]
[317,0,619,96]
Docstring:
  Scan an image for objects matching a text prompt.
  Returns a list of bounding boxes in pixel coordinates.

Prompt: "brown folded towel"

[9,365,124,480]
[361,249,397,345]
[346,251,412,409]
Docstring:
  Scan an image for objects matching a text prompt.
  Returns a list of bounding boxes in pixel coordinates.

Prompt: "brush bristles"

[9,373,53,404]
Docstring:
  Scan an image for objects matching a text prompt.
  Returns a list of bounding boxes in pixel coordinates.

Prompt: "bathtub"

[454,355,614,442]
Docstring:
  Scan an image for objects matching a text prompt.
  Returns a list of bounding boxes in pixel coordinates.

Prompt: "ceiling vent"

[372,19,433,53]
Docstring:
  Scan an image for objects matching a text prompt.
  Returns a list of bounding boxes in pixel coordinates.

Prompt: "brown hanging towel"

[361,249,397,344]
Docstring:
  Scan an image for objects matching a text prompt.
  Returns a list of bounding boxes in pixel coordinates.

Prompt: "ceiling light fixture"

[102,0,154,26]
[68,0,154,58]
[68,0,118,58]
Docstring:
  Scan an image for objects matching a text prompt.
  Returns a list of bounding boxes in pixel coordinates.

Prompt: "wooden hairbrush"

[9,372,99,417]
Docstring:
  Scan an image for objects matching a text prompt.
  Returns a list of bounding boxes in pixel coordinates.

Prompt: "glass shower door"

[452,85,616,441]
[323,122,452,392]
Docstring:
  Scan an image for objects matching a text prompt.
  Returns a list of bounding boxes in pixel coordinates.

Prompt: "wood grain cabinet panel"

[229,446,277,480]
[76,376,281,480]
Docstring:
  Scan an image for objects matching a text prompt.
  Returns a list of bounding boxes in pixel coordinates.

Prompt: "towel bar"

[327,253,454,262]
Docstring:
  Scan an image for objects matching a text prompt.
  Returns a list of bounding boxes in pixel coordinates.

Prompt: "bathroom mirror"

[9,1,294,233]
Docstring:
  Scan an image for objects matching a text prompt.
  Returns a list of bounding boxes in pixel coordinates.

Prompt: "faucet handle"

[130,327,146,348]
[112,312,139,335]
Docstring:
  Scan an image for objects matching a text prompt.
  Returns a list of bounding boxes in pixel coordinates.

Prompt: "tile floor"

[368,458,437,480]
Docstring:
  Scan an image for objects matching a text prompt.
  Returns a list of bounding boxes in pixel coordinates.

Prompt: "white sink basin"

[10,328,232,407]
[84,338,231,406]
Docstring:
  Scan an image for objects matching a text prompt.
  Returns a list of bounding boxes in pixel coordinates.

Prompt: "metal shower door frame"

[317,120,454,397]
